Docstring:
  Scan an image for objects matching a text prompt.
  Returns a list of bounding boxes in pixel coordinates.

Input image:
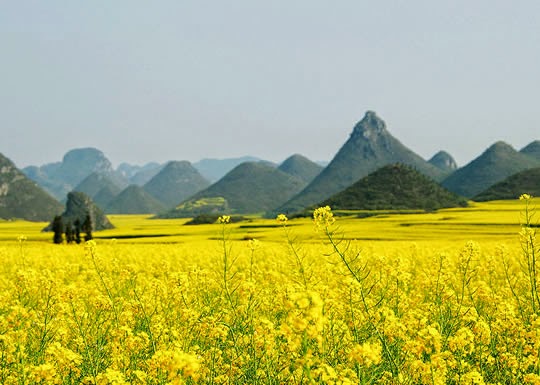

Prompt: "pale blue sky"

[2,1,539,168]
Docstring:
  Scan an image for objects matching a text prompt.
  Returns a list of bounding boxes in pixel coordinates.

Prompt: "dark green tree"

[82,213,93,241]
[65,221,74,243]
[74,219,82,244]
[52,215,64,244]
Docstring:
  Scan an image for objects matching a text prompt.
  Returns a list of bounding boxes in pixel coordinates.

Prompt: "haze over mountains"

[1,110,538,221]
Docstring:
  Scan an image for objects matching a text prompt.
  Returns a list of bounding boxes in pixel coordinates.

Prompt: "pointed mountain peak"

[352,111,387,137]
[429,151,458,171]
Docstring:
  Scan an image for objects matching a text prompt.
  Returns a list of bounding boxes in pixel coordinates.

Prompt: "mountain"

[321,163,467,211]
[0,153,63,221]
[23,148,117,200]
[160,161,307,217]
[278,154,323,184]
[441,141,540,198]
[106,185,166,214]
[278,111,445,213]
[44,191,113,231]
[143,161,210,208]
[193,156,262,182]
[428,151,458,173]
[73,172,124,201]
[520,140,540,161]
[473,167,540,202]
[93,184,123,210]
[117,162,164,186]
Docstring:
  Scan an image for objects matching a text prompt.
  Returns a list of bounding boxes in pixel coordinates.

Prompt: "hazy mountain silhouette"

[23,148,120,200]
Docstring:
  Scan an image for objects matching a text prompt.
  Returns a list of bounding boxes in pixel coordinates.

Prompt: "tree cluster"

[52,213,93,244]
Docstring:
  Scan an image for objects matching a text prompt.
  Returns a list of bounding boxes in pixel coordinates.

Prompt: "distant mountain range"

[2,110,538,221]
[160,157,318,217]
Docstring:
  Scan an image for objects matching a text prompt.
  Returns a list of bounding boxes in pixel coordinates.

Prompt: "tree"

[74,219,82,244]
[52,215,64,244]
[65,221,74,243]
[82,213,93,241]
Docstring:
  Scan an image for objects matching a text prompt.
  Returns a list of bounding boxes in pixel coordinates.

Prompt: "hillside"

[106,185,166,214]
[441,141,540,198]
[278,154,323,184]
[278,111,445,213]
[73,172,124,200]
[0,153,63,221]
[473,167,540,201]
[520,140,540,161]
[143,161,210,208]
[321,164,467,211]
[160,161,306,217]
[93,184,123,209]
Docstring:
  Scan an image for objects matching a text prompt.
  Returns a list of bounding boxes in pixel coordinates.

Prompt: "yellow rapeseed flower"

[520,193,532,201]
[313,205,335,229]
[276,213,288,223]
[217,215,231,224]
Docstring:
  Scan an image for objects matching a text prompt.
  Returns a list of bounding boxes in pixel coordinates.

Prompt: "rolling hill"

[441,141,540,198]
[321,163,468,211]
[277,111,445,213]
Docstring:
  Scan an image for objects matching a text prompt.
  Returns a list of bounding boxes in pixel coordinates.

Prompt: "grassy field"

[0,198,539,384]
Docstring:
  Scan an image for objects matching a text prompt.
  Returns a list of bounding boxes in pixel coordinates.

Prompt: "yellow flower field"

[0,198,539,384]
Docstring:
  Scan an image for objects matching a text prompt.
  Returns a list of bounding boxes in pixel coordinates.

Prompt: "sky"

[2,1,539,169]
